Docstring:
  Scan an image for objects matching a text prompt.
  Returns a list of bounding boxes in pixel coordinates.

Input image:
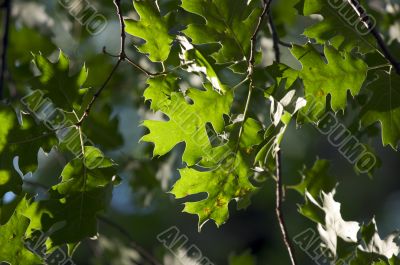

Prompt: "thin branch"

[347,0,400,74]
[235,0,271,153]
[124,56,159,76]
[268,4,298,265]
[278,40,292,48]
[275,150,297,265]
[81,0,184,125]
[77,59,121,125]
[248,0,272,71]
[268,13,281,62]
[0,0,12,99]
[77,0,126,125]
[98,216,163,265]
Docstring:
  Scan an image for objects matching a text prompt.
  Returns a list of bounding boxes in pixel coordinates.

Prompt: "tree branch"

[77,0,126,125]
[0,0,11,99]
[235,0,271,153]
[275,150,297,265]
[98,216,163,265]
[268,5,298,265]
[267,12,281,63]
[80,0,182,125]
[347,0,400,74]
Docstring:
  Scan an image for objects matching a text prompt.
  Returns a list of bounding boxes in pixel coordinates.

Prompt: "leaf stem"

[368,63,391,71]
[235,0,271,153]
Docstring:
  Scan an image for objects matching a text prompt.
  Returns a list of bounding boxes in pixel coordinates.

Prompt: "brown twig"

[77,0,126,126]
[0,0,11,99]
[346,0,400,74]
[267,4,298,265]
[278,40,292,48]
[275,150,297,265]
[235,0,271,153]
[268,12,281,62]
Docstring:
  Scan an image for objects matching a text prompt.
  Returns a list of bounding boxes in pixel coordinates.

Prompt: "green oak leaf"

[171,118,262,229]
[290,159,336,198]
[284,44,368,122]
[125,0,174,62]
[24,147,119,247]
[142,83,233,166]
[181,0,263,65]
[296,0,376,53]
[172,152,256,230]
[143,74,178,111]
[361,71,400,149]
[0,197,42,265]
[30,51,89,113]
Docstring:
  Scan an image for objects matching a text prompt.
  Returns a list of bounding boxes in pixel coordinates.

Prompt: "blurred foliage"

[0,0,400,264]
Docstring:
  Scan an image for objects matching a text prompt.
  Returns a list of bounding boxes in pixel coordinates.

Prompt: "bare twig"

[268,13,281,62]
[77,59,121,125]
[278,40,292,48]
[275,150,297,265]
[124,56,159,76]
[235,0,271,153]
[268,4,298,265]
[0,0,11,99]
[346,0,400,74]
[78,0,126,125]
[98,216,163,265]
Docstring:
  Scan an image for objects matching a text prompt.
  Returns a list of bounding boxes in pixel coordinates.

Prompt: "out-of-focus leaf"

[296,0,376,53]
[0,197,42,265]
[290,159,336,198]
[361,70,400,149]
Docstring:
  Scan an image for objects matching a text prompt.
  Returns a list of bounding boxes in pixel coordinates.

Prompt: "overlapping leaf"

[24,147,119,247]
[0,197,42,265]
[296,0,376,53]
[178,36,228,93]
[125,0,174,62]
[0,104,56,197]
[142,83,233,166]
[171,118,263,229]
[290,159,336,198]
[267,44,368,122]
[181,0,263,65]
[30,51,89,113]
